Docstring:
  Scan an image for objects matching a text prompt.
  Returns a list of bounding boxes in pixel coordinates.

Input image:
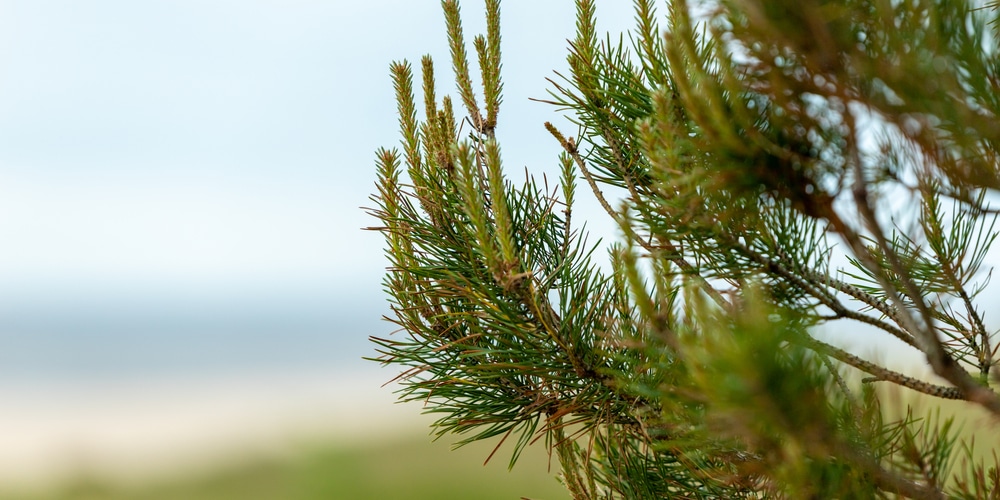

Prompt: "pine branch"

[442,0,484,134]
[800,336,965,401]
[371,1,1000,497]
[802,269,909,334]
[545,121,731,313]
[729,235,922,350]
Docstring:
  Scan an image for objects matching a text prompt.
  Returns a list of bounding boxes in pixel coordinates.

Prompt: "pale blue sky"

[0,1,634,375]
[0,1,956,379]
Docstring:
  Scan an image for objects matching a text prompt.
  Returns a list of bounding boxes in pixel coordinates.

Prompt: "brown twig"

[799,336,965,400]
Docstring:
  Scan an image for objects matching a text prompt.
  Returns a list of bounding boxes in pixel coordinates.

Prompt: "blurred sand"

[0,368,427,491]
[6,358,993,495]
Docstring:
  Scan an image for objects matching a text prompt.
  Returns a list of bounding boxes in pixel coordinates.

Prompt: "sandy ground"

[0,368,428,491]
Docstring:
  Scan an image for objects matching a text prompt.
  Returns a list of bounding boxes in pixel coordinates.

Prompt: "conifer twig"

[798,337,965,400]
[545,121,731,312]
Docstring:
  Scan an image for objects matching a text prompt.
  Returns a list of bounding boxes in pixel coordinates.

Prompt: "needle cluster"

[367,1,1000,498]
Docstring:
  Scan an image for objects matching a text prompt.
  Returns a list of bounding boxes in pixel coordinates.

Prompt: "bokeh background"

[0,1,633,498]
[1,1,994,499]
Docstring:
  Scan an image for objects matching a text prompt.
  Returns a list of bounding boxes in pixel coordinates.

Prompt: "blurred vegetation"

[1,436,567,500]
[2,389,995,500]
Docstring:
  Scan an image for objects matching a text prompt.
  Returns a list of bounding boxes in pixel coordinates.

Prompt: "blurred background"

[0,1,635,498]
[3,1,995,499]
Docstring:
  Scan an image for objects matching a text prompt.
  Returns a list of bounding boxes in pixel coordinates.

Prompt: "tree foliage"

[367,1,1000,497]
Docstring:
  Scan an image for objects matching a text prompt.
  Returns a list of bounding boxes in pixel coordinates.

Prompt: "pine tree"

[366,1,1000,497]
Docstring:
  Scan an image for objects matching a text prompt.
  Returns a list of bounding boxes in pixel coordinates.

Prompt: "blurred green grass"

[878,382,1000,485]
[2,435,569,500]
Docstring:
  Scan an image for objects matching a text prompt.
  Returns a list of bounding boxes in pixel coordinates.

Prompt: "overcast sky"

[0,2,634,296]
[0,1,638,372]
